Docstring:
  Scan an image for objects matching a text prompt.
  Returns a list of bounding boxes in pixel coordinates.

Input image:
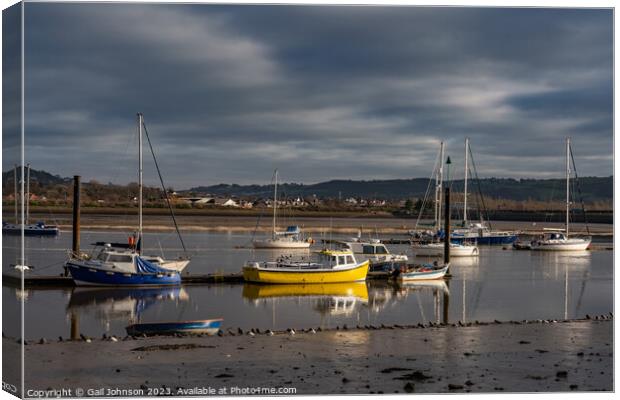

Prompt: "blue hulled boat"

[448,223,518,245]
[2,221,59,236]
[66,251,180,286]
[126,318,223,336]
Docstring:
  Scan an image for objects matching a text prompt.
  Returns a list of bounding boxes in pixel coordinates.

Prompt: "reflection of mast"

[433,289,440,324]
[564,267,568,320]
[462,272,466,323]
[575,269,589,316]
[442,279,450,325]
[415,291,427,323]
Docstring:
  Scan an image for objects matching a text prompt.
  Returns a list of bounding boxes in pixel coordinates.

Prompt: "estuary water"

[2,230,613,339]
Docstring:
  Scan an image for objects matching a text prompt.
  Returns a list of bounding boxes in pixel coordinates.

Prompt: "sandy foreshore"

[5,318,612,395]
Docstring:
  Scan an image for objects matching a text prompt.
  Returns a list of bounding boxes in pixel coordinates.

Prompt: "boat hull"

[2,225,59,236]
[252,239,311,249]
[451,235,517,245]
[531,239,591,251]
[67,262,181,286]
[398,265,449,281]
[126,319,223,336]
[242,260,369,284]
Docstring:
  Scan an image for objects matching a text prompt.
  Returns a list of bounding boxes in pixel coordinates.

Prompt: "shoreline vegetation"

[7,318,612,394]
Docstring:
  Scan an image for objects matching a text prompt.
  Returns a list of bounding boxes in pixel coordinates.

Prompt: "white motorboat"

[336,237,408,264]
[531,138,591,251]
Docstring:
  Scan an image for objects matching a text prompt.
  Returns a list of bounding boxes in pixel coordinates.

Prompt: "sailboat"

[66,113,185,286]
[2,164,59,236]
[252,169,311,249]
[449,138,517,245]
[530,138,591,251]
[411,141,479,257]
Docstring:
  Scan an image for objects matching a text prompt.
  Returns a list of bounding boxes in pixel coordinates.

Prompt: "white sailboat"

[411,141,479,257]
[450,137,517,245]
[531,138,591,251]
[252,169,311,249]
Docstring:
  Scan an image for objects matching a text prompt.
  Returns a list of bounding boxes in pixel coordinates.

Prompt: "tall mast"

[138,113,143,253]
[463,137,469,225]
[14,164,18,224]
[272,169,278,238]
[437,142,444,230]
[566,137,570,238]
[26,164,30,224]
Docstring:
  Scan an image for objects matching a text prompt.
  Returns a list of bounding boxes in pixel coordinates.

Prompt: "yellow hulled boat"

[243,249,369,284]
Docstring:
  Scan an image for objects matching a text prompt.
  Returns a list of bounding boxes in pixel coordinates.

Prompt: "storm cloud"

[5,4,613,188]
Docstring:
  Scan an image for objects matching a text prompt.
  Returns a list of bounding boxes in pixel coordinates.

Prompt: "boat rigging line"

[467,142,492,230]
[569,145,591,235]
[140,116,187,254]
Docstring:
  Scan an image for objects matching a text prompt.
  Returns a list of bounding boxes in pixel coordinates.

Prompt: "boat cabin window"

[375,245,388,254]
[337,256,346,265]
[107,254,133,263]
[344,255,354,264]
[362,245,376,254]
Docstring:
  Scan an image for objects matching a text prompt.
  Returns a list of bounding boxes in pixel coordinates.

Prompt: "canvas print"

[2,1,613,397]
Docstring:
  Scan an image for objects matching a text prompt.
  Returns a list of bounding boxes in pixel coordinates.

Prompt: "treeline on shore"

[2,167,612,214]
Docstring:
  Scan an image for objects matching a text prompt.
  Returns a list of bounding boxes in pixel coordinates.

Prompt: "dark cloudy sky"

[3,4,613,188]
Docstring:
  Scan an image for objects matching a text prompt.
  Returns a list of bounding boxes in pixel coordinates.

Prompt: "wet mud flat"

[28,212,612,235]
[8,318,613,395]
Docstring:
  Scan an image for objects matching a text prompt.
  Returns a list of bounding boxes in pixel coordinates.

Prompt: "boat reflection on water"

[449,256,480,269]
[532,250,591,266]
[396,280,450,294]
[243,281,451,327]
[243,282,369,322]
[66,286,189,337]
[243,282,368,304]
[367,280,449,316]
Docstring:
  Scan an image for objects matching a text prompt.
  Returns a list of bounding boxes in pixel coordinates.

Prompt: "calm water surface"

[2,231,613,339]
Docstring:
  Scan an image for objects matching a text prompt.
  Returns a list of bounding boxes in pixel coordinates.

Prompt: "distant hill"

[188,176,613,203]
[2,167,71,188]
[2,168,612,204]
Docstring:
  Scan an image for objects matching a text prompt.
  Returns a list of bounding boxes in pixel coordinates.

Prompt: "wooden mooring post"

[72,175,81,256]
[67,175,80,277]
